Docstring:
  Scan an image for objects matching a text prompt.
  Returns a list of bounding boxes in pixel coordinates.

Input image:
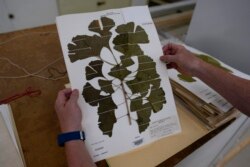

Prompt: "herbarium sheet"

[57,6,181,162]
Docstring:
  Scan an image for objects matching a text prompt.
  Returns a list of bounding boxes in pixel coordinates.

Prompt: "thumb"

[69,89,79,102]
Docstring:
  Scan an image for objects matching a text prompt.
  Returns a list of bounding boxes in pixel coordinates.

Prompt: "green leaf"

[130,97,151,133]
[178,74,196,82]
[88,17,115,36]
[177,54,232,82]
[98,79,114,94]
[115,22,134,33]
[114,44,144,57]
[82,82,101,106]
[197,54,232,72]
[137,108,151,133]
[82,82,117,137]
[68,17,115,63]
[108,64,131,80]
[126,54,166,132]
[97,96,117,137]
[98,110,116,137]
[120,56,134,67]
[85,60,104,80]
[126,55,160,95]
[113,22,149,56]
[147,87,166,113]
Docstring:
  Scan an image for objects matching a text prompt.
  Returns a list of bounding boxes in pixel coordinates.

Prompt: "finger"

[69,89,79,103]
[163,43,173,55]
[160,54,176,63]
[166,62,178,69]
[56,88,72,106]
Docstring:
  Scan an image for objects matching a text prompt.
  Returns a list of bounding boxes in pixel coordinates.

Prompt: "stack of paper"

[0,104,26,167]
[166,44,250,129]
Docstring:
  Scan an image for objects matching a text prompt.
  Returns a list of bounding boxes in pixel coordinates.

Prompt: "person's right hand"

[55,88,82,133]
[160,43,202,77]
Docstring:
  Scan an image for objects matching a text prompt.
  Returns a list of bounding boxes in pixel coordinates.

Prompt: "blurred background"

[0,0,194,33]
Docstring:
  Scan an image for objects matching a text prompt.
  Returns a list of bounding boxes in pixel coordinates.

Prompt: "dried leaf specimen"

[68,17,166,137]
[178,54,232,82]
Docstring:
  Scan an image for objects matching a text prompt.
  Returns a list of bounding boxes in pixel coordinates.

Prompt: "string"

[0,31,57,46]
[47,67,67,78]
[0,56,66,80]
[0,87,41,105]
[0,31,67,80]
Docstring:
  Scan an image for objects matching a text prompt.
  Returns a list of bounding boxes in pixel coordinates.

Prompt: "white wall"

[0,0,58,33]
[186,0,250,74]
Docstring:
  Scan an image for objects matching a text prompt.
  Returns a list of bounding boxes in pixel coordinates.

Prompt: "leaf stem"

[121,82,132,125]
[96,56,116,66]
[107,48,119,65]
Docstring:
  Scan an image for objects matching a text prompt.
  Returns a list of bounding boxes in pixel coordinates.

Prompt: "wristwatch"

[57,131,85,147]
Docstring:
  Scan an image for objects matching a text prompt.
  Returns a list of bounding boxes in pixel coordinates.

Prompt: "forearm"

[193,60,250,116]
[65,140,96,167]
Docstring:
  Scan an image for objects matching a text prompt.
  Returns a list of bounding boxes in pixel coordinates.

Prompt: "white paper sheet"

[0,104,25,167]
[0,104,18,150]
[57,6,181,162]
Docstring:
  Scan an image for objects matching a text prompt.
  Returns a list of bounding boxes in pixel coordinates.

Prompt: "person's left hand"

[55,88,82,133]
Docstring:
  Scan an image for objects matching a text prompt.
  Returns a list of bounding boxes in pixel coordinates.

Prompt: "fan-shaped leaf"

[86,60,104,80]
[178,54,232,82]
[68,17,115,63]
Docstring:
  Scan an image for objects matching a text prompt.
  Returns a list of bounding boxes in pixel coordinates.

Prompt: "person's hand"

[160,43,202,76]
[55,88,82,133]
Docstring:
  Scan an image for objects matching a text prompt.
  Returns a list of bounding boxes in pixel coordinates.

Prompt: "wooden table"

[0,12,231,167]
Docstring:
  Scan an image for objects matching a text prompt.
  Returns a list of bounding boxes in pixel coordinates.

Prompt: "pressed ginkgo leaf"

[114,44,144,56]
[130,97,152,132]
[147,87,166,112]
[137,108,151,133]
[113,22,149,57]
[86,60,104,80]
[178,54,232,82]
[120,56,134,67]
[97,96,117,137]
[88,17,115,36]
[108,64,131,80]
[115,22,134,33]
[178,74,196,82]
[68,17,115,63]
[98,110,116,137]
[82,82,102,106]
[197,54,232,72]
[82,82,117,137]
[126,55,160,95]
[99,79,114,94]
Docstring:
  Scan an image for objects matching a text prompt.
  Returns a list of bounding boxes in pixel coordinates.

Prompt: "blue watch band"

[57,131,85,147]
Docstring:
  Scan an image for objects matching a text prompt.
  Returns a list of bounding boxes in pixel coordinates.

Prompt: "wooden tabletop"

[0,12,230,167]
[0,25,69,167]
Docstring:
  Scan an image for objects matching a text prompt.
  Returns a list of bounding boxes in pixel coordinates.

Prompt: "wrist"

[191,58,205,77]
[57,131,85,147]
[60,124,82,133]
